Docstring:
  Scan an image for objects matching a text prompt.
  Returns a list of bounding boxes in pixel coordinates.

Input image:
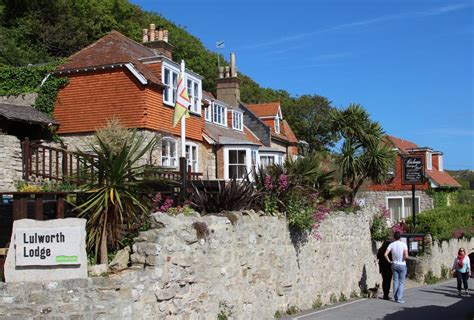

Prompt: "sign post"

[402,156,424,232]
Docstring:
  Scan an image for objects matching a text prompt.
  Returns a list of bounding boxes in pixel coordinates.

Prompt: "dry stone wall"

[0,135,23,191]
[0,209,381,319]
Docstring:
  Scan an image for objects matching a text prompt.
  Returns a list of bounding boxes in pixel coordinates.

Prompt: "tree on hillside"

[331,104,396,204]
[283,95,338,152]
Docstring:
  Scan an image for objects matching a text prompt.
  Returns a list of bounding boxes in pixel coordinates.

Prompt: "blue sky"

[132,0,473,170]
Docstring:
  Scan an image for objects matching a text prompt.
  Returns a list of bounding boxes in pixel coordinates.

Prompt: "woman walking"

[452,247,471,296]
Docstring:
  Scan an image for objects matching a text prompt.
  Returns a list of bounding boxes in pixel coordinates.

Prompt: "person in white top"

[384,231,409,303]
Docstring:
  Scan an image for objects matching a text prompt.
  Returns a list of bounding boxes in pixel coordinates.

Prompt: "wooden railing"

[22,138,98,185]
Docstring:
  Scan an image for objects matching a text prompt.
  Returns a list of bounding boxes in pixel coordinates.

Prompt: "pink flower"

[278,174,288,191]
[264,175,273,191]
[160,198,174,212]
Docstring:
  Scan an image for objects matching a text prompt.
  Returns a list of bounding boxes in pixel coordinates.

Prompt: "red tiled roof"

[247,102,280,117]
[385,135,418,153]
[57,30,162,86]
[426,170,462,188]
[282,120,298,143]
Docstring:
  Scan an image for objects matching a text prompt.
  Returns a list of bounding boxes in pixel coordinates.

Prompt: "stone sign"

[5,218,88,283]
[402,156,424,184]
[15,227,82,266]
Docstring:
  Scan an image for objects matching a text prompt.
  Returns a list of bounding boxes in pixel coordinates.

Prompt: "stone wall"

[0,135,23,191]
[0,209,381,319]
[407,237,474,282]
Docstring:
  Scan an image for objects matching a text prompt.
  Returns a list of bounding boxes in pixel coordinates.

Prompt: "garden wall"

[0,208,381,319]
[0,134,23,191]
[407,237,474,282]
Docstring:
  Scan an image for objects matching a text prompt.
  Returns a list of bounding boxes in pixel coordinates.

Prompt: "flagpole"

[180,60,186,159]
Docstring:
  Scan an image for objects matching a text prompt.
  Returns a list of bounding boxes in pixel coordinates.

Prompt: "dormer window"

[204,103,212,122]
[232,111,243,131]
[187,78,201,114]
[426,151,432,170]
[213,102,226,126]
[275,116,280,134]
[163,66,178,105]
[438,155,443,171]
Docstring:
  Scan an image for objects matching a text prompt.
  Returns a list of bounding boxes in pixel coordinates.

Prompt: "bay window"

[228,150,247,179]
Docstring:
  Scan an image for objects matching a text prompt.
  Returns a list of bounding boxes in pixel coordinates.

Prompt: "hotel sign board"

[15,227,82,266]
[402,156,424,185]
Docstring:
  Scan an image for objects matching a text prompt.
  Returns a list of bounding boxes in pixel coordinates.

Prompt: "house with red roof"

[358,135,461,221]
[51,25,299,180]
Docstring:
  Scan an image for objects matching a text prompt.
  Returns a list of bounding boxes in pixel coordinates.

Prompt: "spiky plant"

[75,127,157,264]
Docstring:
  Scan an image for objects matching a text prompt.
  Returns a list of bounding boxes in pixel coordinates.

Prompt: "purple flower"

[278,174,288,191]
[160,198,174,212]
[379,205,390,219]
[152,192,162,212]
[264,175,273,191]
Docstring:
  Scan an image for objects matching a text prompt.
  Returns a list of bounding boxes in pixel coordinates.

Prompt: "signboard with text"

[402,156,424,184]
[15,227,82,266]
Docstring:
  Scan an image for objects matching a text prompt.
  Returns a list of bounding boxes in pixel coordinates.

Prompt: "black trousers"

[382,270,393,298]
[456,271,469,291]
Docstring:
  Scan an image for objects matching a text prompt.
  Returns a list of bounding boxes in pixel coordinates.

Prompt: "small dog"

[367,283,380,298]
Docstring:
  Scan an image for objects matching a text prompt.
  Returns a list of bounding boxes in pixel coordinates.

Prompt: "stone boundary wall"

[407,237,474,282]
[0,135,23,191]
[0,209,381,319]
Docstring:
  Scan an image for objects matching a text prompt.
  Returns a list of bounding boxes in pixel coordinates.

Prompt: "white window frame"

[204,100,212,122]
[232,110,243,131]
[213,102,227,126]
[224,147,257,180]
[186,77,201,115]
[162,61,202,115]
[274,116,280,134]
[185,142,199,172]
[426,151,432,170]
[438,155,443,171]
[162,63,179,106]
[161,137,178,168]
[385,196,420,221]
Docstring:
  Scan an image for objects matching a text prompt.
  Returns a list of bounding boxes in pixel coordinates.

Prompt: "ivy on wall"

[0,61,68,116]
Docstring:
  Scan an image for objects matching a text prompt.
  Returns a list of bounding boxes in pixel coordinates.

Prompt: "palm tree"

[331,104,396,204]
[76,127,157,264]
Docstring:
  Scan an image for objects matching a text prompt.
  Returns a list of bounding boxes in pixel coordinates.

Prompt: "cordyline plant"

[75,124,157,264]
[189,177,262,214]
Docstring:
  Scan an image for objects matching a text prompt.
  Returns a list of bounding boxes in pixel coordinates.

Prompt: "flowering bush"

[370,206,391,241]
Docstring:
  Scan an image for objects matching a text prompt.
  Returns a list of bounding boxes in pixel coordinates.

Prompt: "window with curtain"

[161,138,177,167]
[185,143,198,172]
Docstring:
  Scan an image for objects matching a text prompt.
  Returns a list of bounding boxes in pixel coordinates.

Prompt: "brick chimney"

[142,24,173,60]
[216,52,241,107]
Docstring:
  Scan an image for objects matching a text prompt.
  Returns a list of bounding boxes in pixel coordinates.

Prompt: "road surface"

[285,279,473,320]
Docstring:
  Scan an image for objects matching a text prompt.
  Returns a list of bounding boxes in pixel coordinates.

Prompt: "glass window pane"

[229,150,237,163]
[388,198,403,221]
[238,150,246,164]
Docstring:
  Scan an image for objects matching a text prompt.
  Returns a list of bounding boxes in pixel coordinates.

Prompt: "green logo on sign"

[55,255,78,263]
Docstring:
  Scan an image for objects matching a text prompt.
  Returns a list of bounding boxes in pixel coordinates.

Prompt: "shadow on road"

[383,296,474,320]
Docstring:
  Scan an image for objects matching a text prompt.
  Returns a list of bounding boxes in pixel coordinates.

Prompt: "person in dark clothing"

[377,240,393,300]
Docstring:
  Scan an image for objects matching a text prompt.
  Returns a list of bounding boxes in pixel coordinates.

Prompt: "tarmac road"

[285,279,474,320]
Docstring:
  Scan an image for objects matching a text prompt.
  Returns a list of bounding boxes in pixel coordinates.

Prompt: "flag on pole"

[216,41,225,49]
[172,72,190,127]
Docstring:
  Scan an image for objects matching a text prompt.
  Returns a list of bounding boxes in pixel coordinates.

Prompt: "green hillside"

[0,0,337,150]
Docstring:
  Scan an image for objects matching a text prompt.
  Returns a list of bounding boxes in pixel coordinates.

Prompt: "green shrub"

[441,265,449,279]
[406,205,473,241]
[424,270,439,284]
[339,293,347,302]
[330,293,338,304]
[274,310,282,319]
[350,290,359,298]
[285,305,299,315]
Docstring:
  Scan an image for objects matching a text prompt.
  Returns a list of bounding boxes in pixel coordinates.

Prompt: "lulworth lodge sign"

[5,218,87,282]
[15,227,81,266]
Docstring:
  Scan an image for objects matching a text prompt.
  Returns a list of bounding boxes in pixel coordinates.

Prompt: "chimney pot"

[218,66,224,79]
[224,66,230,78]
[149,24,156,42]
[163,30,169,43]
[142,29,148,43]
[230,52,237,77]
[157,27,164,41]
